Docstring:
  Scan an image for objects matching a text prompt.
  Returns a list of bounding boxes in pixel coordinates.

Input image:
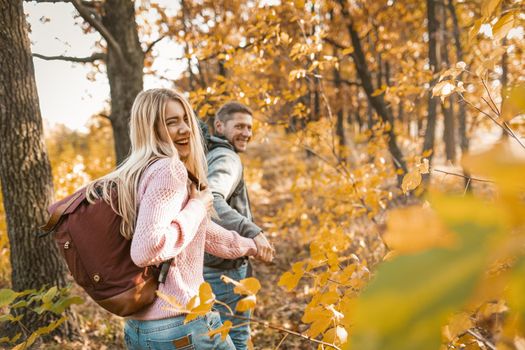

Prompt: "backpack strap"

[39,190,83,235]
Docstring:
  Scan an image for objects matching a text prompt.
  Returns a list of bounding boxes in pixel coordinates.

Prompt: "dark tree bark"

[333,62,347,152]
[440,2,456,162]
[447,0,471,189]
[423,0,439,165]
[102,0,144,164]
[447,0,469,153]
[337,0,408,181]
[0,0,77,338]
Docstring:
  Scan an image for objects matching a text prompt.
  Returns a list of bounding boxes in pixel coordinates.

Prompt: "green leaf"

[48,296,84,314]
[10,300,28,309]
[0,289,19,308]
[12,316,66,350]
[348,196,501,350]
[42,286,58,305]
[0,314,23,323]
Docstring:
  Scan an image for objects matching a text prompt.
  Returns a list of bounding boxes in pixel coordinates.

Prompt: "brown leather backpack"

[41,170,204,317]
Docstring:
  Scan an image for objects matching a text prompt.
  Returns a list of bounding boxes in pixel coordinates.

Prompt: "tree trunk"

[102,0,144,165]
[333,64,347,156]
[338,0,408,181]
[423,0,439,166]
[447,0,470,189]
[0,0,77,339]
[440,3,456,162]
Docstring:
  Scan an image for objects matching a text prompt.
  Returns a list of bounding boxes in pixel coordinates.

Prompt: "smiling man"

[203,102,274,350]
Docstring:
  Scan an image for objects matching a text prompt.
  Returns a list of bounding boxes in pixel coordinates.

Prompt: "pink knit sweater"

[128,158,257,320]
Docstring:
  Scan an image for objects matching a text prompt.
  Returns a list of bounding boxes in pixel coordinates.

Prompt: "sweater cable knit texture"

[128,158,257,320]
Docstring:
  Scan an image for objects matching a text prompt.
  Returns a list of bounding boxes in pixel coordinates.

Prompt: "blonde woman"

[86,89,265,349]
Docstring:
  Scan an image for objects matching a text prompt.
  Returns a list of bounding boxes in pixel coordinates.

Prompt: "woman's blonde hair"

[85,88,208,239]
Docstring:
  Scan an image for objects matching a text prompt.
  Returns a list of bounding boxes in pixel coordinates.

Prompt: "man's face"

[215,112,253,152]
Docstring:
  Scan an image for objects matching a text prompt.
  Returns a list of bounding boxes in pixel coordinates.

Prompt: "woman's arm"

[204,220,257,259]
[131,158,207,267]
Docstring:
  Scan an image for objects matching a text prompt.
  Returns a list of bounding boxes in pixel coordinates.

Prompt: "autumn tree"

[0,0,77,338]
[31,0,150,164]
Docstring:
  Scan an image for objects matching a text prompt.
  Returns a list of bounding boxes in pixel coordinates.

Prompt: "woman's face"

[159,100,191,160]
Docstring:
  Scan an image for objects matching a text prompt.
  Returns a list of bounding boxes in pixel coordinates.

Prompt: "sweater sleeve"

[130,158,207,267]
[204,220,257,258]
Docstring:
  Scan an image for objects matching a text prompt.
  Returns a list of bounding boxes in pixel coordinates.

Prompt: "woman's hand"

[190,183,213,212]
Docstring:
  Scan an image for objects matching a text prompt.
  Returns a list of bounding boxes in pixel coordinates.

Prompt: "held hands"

[253,232,275,263]
[189,183,213,212]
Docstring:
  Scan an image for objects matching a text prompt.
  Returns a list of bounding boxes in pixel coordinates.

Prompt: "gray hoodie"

[203,136,262,268]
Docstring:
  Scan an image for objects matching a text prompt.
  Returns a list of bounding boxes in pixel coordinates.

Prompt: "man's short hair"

[215,102,253,124]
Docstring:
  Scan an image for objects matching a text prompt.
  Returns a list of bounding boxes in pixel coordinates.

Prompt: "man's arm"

[207,150,262,238]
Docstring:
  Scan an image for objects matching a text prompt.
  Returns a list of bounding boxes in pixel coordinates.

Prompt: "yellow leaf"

[371,85,386,97]
[319,291,340,305]
[418,158,430,174]
[401,170,422,193]
[156,290,186,311]
[278,262,305,291]
[305,318,331,338]
[446,312,473,338]
[468,19,482,44]
[199,282,215,304]
[278,271,302,291]
[234,278,261,295]
[493,12,515,41]
[236,295,257,312]
[208,320,232,341]
[422,149,433,158]
[481,0,501,18]
[220,276,261,295]
[383,206,456,254]
[302,305,331,323]
[342,47,354,55]
[501,83,525,122]
[323,326,349,345]
[184,283,215,323]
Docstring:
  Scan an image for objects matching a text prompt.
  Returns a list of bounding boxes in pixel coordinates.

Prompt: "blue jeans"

[203,261,251,350]
[124,311,235,350]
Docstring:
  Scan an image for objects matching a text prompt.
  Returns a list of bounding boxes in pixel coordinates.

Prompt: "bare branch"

[432,168,494,183]
[324,37,348,51]
[144,35,167,55]
[32,52,105,63]
[216,312,342,350]
[69,0,127,67]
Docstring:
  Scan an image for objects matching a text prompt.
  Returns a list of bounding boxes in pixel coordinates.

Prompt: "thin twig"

[274,333,289,350]
[216,311,342,350]
[481,76,501,115]
[460,93,525,151]
[432,168,494,183]
[214,300,234,315]
[463,177,472,195]
[466,329,496,350]
[480,96,500,117]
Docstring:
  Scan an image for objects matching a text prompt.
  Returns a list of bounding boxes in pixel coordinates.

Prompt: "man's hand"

[253,232,274,263]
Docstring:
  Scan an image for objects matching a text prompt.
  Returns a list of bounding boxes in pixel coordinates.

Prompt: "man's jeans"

[124,311,235,350]
[204,261,251,350]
